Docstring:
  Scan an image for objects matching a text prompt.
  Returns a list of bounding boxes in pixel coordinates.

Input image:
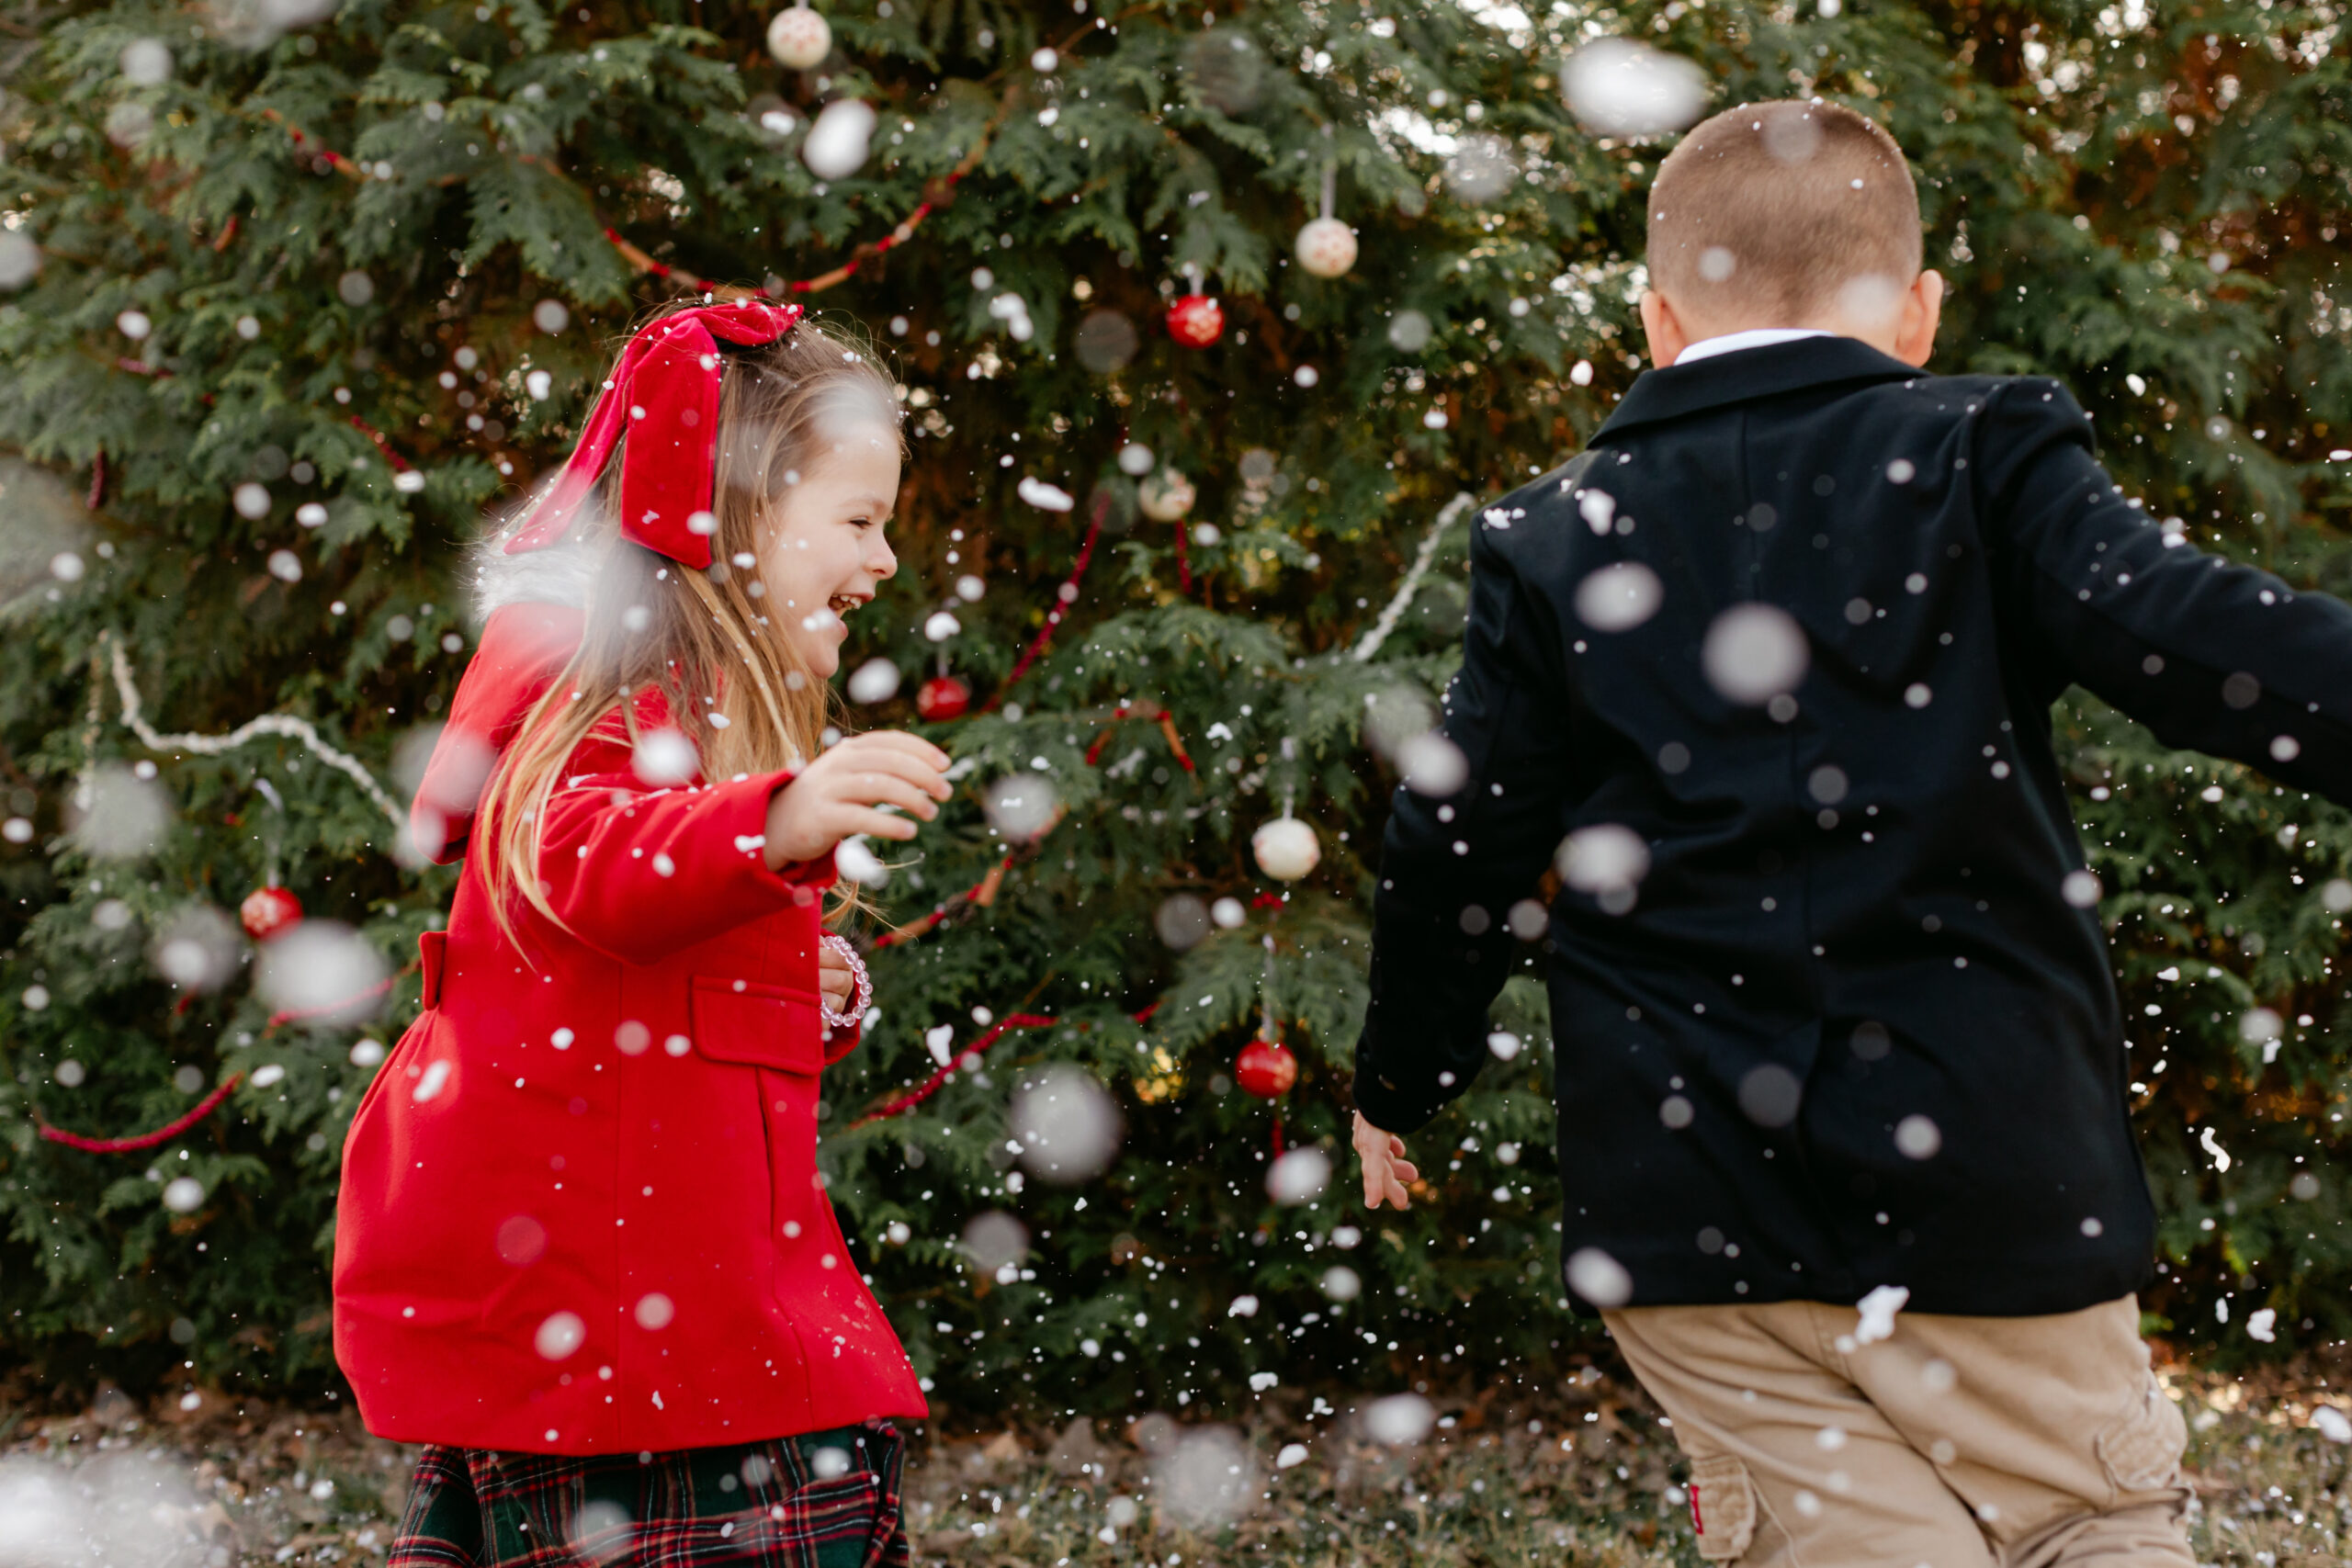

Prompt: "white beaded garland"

[1251,817,1322,882]
[1137,469,1196,523]
[766,5,832,69]
[1294,217,1358,279]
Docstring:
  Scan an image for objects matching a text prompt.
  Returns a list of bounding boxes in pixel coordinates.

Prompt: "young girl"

[335,300,951,1567]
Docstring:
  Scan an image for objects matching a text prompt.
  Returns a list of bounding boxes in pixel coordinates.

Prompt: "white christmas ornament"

[1251,816,1321,882]
[1295,217,1357,279]
[1137,469,1196,522]
[765,5,832,69]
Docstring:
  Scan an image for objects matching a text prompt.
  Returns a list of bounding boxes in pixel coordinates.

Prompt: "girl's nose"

[867,535,898,581]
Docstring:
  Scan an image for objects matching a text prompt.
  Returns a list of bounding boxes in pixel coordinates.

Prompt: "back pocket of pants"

[2096,1375,2188,1495]
[1687,1453,1758,1562]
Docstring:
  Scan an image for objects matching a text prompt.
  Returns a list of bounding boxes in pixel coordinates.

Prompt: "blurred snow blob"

[1566,1246,1634,1307]
[0,231,40,290]
[1156,1427,1257,1529]
[1397,732,1467,796]
[1386,310,1433,352]
[1266,1147,1331,1204]
[149,906,242,992]
[2061,870,2102,908]
[2239,1007,2283,1046]
[162,1176,206,1213]
[535,1310,586,1359]
[533,299,571,334]
[1011,1065,1122,1183]
[1736,1063,1803,1128]
[960,1211,1028,1271]
[1075,310,1140,374]
[0,1449,209,1568]
[633,1292,675,1329]
[2313,1405,2352,1444]
[1211,896,1248,929]
[1154,894,1211,951]
[70,765,170,860]
[1320,1265,1362,1302]
[803,99,876,180]
[835,835,888,886]
[1018,477,1076,513]
[337,270,375,307]
[1442,134,1517,203]
[922,610,962,642]
[1117,442,1155,477]
[1574,562,1664,632]
[1555,823,1650,913]
[631,728,698,785]
[119,38,174,85]
[846,658,902,704]
[984,774,1059,841]
[256,920,390,1024]
[1702,603,1810,705]
[1894,1113,1942,1159]
[1560,38,1708,137]
[1363,1393,1435,1446]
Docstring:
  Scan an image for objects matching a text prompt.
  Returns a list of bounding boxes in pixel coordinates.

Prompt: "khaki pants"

[1603,1295,2194,1568]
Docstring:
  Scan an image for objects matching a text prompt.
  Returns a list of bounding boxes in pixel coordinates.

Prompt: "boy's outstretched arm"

[1351,503,1578,1147]
[1982,380,2352,795]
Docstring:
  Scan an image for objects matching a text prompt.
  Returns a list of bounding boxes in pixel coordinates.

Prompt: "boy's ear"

[1639,290,1690,370]
[1894,270,1945,367]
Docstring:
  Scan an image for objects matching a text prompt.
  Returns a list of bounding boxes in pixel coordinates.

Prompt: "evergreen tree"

[0,0,2346,1410]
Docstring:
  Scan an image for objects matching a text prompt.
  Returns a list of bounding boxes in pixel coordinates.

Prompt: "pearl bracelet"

[820,932,873,1032]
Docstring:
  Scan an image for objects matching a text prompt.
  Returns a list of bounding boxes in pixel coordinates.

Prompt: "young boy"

[1349,99,2352,1566]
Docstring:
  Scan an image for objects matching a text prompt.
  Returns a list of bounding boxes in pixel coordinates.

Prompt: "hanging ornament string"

[849,999,1162,1129]
[1351,491,1478,663]
[981,487,1110,713]
[33,1075,247,1154]
[99,634,407,831]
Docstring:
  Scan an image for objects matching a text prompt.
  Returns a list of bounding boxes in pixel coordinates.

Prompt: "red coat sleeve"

[533,763,839,965]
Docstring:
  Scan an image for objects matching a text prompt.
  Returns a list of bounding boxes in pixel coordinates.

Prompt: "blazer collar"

[1595,336,1924,442]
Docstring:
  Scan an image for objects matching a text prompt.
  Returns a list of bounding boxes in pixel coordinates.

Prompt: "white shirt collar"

[1671,327,1831,367]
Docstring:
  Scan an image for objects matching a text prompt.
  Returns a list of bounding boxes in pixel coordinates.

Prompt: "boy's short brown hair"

[1646,100,1922,324]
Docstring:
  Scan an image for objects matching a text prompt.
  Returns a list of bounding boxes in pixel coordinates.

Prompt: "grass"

[4,1348,2349,1565]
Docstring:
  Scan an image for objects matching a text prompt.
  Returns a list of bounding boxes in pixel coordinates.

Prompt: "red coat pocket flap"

[687,976,827,1075]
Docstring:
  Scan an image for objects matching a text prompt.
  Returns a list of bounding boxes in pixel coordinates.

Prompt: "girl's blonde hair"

[473,307,904,953]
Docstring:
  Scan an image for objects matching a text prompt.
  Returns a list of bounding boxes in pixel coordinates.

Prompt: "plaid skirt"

[387,1423,908,1568]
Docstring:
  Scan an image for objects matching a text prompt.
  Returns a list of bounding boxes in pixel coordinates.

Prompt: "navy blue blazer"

[1353,336,2352,1316]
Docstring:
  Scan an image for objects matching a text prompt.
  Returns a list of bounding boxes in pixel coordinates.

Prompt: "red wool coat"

[333,603,927,1454]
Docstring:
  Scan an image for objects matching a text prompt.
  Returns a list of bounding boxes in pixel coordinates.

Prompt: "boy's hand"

[819,941,856,1015]
[763,731,954,870]
[1353,1111,1419,1211]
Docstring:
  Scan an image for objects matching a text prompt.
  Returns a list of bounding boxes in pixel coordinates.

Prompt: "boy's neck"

[1640,272,1944,369]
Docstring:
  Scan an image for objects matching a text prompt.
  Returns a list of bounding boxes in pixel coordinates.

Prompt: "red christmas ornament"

[1235,1037,1297,1100]
[240,885,303,942]
[916,675,972,722]
[1165,294,1225,349]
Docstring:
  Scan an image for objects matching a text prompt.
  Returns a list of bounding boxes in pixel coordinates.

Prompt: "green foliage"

[0,0,2346,1414]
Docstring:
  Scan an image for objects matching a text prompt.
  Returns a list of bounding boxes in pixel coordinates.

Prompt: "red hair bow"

[504,301,805,569]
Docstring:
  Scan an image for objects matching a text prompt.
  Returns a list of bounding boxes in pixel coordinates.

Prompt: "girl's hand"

[820,939,856,1015]
[763,731,954,871]
[1353,1111,1419,1211]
